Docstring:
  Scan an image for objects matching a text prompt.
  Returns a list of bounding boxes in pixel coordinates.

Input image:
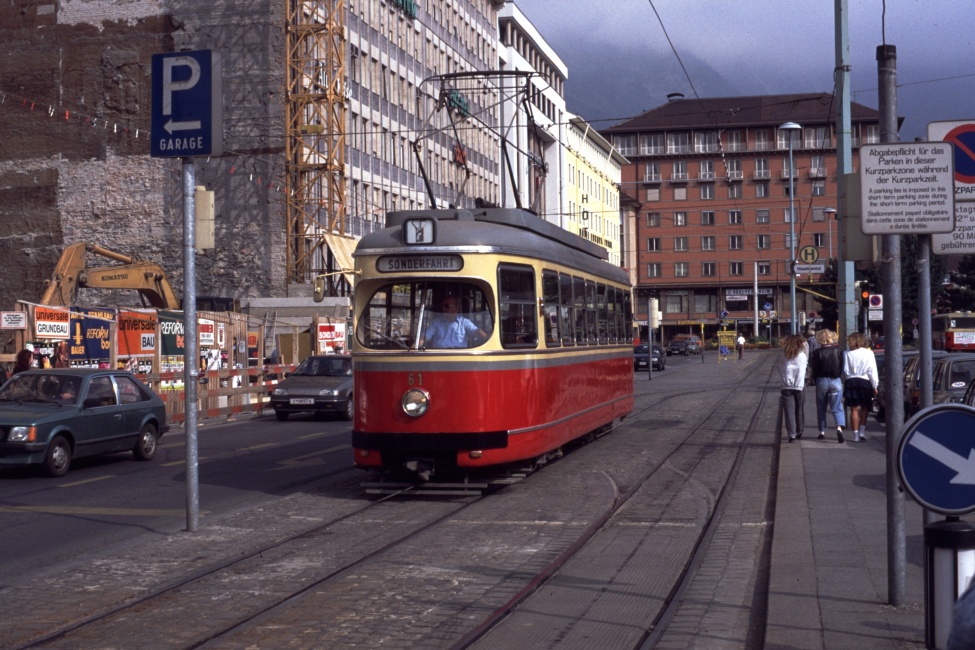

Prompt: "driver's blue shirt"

[425,315,480,348]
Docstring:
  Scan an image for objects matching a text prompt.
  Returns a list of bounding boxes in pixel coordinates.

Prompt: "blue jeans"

[815,376,846,431]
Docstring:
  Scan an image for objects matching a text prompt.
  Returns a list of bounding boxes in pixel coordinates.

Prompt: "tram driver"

[421,296,489,349]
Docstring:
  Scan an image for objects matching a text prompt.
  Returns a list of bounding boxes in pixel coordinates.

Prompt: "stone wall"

[0,0,287,318]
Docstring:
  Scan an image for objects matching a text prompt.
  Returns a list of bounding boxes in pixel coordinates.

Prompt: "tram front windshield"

[357,282,494,350]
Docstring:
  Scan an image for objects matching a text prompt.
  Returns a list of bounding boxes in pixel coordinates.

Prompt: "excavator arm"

[40,243,180,310]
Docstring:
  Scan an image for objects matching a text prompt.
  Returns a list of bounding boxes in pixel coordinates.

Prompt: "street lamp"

[823,207,837,260]
[780,121,802,335]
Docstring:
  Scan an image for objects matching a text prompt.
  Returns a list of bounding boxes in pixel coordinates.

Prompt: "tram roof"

[356,208,629,284]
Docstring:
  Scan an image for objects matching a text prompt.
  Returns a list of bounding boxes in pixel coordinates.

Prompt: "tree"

[943,253,975,312]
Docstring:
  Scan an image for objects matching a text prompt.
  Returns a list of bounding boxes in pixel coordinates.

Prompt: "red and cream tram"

[350,207,634,480]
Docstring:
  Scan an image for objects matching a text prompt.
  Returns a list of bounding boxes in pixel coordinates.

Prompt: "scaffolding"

[284,0,347,294]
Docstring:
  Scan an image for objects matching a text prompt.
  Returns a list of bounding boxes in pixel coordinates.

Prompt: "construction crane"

[284,0,347,295]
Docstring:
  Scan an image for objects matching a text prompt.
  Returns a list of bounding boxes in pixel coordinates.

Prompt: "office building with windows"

[604,93,881,341]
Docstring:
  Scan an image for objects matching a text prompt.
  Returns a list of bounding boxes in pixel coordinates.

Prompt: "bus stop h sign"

[151,50,223,158]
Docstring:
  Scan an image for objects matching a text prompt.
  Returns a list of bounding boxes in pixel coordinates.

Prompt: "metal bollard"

[924,519,975,649]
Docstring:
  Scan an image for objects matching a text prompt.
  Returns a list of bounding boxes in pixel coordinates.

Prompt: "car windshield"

[0,373,82,405]
[292,357,352,377]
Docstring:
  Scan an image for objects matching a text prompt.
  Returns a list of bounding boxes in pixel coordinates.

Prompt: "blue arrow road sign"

[151,50,223,157]
[898,404,975,515]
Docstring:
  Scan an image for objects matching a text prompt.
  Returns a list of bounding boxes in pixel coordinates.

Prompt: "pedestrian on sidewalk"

[809,329,846,442]
[779,334,808,443]
[843,331,878,443]
[736,334,745,359]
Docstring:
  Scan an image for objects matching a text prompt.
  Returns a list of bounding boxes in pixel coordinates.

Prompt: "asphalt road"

[0,411,355,587]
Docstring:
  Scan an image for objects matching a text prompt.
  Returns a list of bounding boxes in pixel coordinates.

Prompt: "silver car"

[269,355,353,421]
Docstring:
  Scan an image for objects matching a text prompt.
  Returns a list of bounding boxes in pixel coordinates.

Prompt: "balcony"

[809,167,827,178]
[727,170,743,182]
[780,169,798,180]
[753,169,770,179]
[697,171,716,182]
[643,173,662,183]
[670,172,689,183]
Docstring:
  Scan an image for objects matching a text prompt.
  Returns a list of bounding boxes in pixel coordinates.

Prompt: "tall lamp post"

[823,207,836,260]
[780,122,802,335]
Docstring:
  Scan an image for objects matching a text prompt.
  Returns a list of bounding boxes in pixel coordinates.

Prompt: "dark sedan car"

[270,355,353,421]
[634,344,665,371]
[0,369,169,477]
[667,340,688,356]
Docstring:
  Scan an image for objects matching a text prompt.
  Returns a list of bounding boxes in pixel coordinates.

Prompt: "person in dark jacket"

[810,329,846,442]
[12,349,33,375]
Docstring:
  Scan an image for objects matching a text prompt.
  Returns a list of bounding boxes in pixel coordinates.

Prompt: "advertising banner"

[34,306,71,339]
[69,307,116,361]
[118,310,158,357]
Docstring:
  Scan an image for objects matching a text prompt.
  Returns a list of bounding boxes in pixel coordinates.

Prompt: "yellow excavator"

[39,243,180,310]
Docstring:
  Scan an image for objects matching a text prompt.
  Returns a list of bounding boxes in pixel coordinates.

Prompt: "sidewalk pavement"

[766,388,927,649]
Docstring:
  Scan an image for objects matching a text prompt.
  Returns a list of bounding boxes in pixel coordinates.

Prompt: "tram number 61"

[408,373,423,386]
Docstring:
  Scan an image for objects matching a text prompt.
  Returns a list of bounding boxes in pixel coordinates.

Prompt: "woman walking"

[843,331,879,443]
[780,334,808,443]
[809,329,846,442]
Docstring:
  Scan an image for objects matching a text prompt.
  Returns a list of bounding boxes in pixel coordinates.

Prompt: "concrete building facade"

[603,93,881,342]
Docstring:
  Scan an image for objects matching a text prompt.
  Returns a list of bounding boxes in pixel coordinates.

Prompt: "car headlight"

[319,388,338,397]
[8,426,35,442]
[401,388,430,417]
[272,388,287,396]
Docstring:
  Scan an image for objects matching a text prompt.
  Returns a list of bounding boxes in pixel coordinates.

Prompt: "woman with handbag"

[842,331,878,443]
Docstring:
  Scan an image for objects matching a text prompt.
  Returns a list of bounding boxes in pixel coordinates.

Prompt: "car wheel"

[133,423,158,461]
[275,410,289,421]
[44,435,71,477]
[343,397,354,421]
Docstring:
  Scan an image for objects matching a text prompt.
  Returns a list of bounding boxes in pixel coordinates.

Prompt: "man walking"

[736,334,745,359]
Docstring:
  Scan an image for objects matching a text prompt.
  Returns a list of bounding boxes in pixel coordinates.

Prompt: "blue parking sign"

[151,50,223,157]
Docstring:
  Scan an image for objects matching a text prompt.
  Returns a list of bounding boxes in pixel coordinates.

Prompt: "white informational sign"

[929,121,975,254]
[0,311,26,329]
[198,318,215,347]
[317,323,347,353]
[859,142,955,235]
[793,263,825,274]
[868,310,884,321]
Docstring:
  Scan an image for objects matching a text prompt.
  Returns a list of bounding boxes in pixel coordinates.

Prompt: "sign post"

[898,405,975,649]
[151,50,223,533]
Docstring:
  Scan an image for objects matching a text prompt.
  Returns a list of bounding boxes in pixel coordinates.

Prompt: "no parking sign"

[930,120,975,254]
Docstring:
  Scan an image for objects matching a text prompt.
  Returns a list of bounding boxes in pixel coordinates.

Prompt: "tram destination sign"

[376,255,464,273]
[860,141,954,235]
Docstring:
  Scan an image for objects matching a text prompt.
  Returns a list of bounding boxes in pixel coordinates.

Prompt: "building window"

[805,126,830,149]
[757,261,771,275]
[672,160,688,181]
[647,212,661,227]
[700,159,715,179]
[729,210,742,225]
[812,180,825,196]
[673,186,687,201]
[729,235,743,250]
[674,212,687,226]
[644,161,661,182]
[728,184,742,199]
[695,131,719,153]
[696,293,718,313]
[755,157,770,179]
[777,127,801,150]
[646,187,660,201]
[665,292,688,313]
[702,262,716,277]
[640,133,664,155]
[865,125,881,144]
[757,234,770,249]
[757,209,770,223]
[647,262,662,278]
[726,158,742,180]
[727,130,744,152]
[785,233,795,249]
[702,210,715,225]
[674,236,688,251]
[814,233,826,247]
[700,185,714,200]
[756,182,769,198]
[755,129,770,151]
[729,261,744,276]
[647,237,661,252]
[667,132,690,154]
[615,135,637,156]
[702,236,715,251]
[675,262,689,277]
[785,208,796,223]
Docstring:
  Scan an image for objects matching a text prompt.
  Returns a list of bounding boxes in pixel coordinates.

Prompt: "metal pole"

[918,235,937,526]
[834,0,857,344]
[878,43,905,607]
[182,158,200,533]
[789,136,798,334]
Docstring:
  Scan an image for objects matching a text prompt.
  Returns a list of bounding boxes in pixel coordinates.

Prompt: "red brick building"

[604,93,881,342]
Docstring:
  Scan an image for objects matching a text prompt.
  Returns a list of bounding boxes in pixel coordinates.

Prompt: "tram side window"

[584,280,597,344]
[573,276,587,345]
[542,270,561,347]
[606,286,617,343]
[597,283,609,344]
[622,290,633,340]
[559,273,575,346]
[498,265,537,348]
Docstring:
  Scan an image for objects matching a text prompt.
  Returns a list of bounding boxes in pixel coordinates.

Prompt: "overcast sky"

[519,0,975,141]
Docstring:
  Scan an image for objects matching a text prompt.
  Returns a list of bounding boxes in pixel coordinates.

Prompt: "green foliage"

[943,253,975,312]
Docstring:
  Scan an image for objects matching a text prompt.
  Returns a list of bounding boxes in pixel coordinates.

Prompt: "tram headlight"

[401,388,430,417]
